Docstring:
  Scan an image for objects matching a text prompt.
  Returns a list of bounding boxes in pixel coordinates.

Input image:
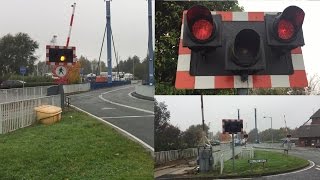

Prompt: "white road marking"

[266,160,315,177]
[71,105,154,153]
[316,168,320,171]
[101,107,116,110]
[99,87,154,114]
[101,115,154,119]
[317,165,320,168]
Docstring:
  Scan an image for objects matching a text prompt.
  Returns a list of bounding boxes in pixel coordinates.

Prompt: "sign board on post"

[20,66,26,75]
[53,65,68,84]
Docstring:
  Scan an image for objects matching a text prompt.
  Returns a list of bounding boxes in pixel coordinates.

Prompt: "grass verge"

[0,109,153,179]
[199,150,309,178]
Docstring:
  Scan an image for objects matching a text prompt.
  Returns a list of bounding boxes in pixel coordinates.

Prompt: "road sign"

[20,66,26,75]
[46,45,76,66]
[176,7,307,89]
[54,65,68,78]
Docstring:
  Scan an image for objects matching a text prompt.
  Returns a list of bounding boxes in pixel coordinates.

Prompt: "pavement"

[69,85,154,149]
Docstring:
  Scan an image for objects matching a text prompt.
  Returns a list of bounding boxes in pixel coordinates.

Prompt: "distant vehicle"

[315,142,320,148]
[0,80,26,89]
[210,140,220,146]
[44,73,59,80]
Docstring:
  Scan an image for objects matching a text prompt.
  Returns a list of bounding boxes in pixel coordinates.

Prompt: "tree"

[66,61,81,84]
[0,33,39,82]
[36,61,53,76]
[91,59,107,74]
[78,56,92,75]
[155,1,242,94]
[154,100,182,151]
[182,124,209,148]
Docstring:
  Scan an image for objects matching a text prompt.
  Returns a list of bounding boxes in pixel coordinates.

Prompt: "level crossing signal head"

[182,5,305,81]
[222,119,243,134]
[47,46,75,64]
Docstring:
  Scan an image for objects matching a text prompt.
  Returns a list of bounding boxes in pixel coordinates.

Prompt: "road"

[69,85,154,150]
[254,147,320,180]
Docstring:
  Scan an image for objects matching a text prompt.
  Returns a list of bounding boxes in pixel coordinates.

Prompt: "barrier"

[0,86,52,103]
[63,83,90,94]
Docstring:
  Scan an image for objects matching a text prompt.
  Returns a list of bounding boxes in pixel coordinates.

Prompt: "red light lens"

[192,19,213,41]
[278,19,295,40]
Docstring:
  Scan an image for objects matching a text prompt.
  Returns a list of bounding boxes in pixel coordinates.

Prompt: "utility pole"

[106,0,112,83]
[147,0,154,85]
[255,108,259,143]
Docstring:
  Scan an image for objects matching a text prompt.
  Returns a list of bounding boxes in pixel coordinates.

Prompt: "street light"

[263,116,273,144]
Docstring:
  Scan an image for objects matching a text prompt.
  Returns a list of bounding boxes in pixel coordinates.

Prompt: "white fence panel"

[0,86,51,103]
[63,83,90,94]
[0,95,61,134]
[155,148,198,165]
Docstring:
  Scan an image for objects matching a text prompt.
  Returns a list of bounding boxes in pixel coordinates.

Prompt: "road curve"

[254,148,320,180]
[69,85,154,149]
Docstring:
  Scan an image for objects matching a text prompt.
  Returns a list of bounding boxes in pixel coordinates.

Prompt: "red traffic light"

[274,6,305,41]
[187,5,215,42]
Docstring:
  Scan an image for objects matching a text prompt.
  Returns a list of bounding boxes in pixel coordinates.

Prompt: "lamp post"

[263,116,273,144]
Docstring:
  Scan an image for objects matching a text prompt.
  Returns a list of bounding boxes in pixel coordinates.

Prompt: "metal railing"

[0,95,61,134]
[0,86,52,103]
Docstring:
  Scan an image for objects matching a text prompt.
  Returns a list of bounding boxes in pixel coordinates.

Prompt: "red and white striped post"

[66,3,76,47]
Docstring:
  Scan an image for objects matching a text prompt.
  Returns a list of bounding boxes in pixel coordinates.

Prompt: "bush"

[8,74,54,83]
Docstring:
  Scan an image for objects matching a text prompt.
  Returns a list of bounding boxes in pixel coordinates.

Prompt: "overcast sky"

[238,0,320,79]
[0,0,155,66]
[155,95,320,134]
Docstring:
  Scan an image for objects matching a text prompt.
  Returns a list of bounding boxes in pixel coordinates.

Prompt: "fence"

[0,86,52,103]
[212,146,242,167]
[155,148,198,165]
[63,83,90,94]
[0,95,61,134]
[155,142,241,165]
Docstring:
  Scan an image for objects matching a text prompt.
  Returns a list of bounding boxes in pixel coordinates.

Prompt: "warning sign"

[54,65,68,78]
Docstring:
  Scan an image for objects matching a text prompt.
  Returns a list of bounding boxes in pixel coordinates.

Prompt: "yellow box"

[34,105,62,125]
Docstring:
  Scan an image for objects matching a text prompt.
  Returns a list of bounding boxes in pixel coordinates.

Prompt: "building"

[296,109,320,147]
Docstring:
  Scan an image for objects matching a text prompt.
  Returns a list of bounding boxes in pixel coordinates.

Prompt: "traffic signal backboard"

[176,5,307,89]
[222,119,243,134]
[46,45,76,65]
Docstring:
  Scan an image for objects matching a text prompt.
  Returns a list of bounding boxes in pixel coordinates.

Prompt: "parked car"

[210,140,221,146]
[0,80,26,89]
[315,142,320,148]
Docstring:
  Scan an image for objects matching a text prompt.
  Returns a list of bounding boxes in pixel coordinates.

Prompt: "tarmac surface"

[69,85,154,148]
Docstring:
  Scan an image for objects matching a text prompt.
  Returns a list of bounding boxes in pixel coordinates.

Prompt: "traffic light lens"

[60,56,66,61]
[233,29,260,67]
[278,19,295,40]
[192,19,213,41]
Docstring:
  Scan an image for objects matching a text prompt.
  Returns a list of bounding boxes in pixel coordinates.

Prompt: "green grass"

[0,109,153,180]
[200,150,309,178]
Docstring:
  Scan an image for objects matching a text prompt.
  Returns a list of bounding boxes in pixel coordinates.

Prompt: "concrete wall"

[135,84,154,99]
[63,83,90,94]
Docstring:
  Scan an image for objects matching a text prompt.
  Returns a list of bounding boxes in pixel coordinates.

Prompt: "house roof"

[297,124,320,138]
[310,109,320,119]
